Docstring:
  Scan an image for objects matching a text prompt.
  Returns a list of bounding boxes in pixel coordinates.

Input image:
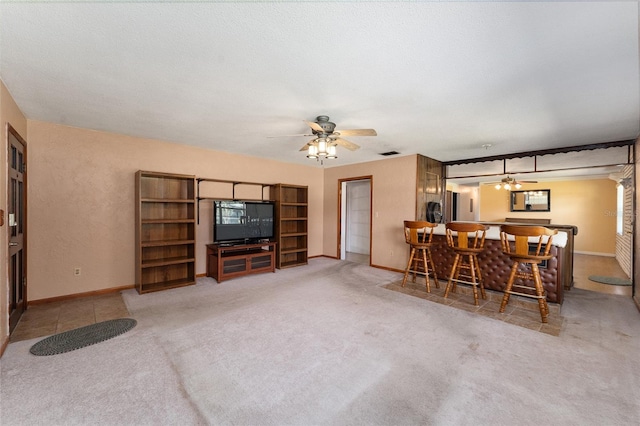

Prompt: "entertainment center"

[207,194,278,282]
[206,242,276,282]
[135,172,308,290]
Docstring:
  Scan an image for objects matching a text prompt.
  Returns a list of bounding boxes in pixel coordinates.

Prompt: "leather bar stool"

[444,222,489,306]
[401,220,439,292]
[499,224,558,323]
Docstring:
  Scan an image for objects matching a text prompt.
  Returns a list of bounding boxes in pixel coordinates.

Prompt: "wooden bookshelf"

[135,171,196,293]
[272,184,308,268]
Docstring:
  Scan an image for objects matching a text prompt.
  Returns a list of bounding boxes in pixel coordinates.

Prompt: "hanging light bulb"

[305,136,338,163]
[494,176,525,190]
[326,144,337,159]
[317,138,328,156]
[307,144,318,159]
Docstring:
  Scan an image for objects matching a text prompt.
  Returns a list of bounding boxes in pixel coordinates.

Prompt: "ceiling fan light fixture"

[293,115,375,164]
[317,138,328,156]
[494,175,535,190]
[326,144,337,159]
[307,144,318,158]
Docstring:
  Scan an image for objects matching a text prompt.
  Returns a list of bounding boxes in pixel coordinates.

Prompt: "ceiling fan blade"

[520,181,538,183]
[333,137,360,151]
[335,129,377,137]
[304,120,324,133]
[299,139,315,151]
[268,134,313,138]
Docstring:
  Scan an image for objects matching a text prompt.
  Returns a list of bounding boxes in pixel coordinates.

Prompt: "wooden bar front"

[429,235,564,303]
[427,223,576,304]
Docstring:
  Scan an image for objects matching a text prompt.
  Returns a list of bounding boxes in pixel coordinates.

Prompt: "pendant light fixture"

[307,137,338,161]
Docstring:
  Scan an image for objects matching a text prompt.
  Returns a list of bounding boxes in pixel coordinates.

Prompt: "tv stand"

[206,242,276,283]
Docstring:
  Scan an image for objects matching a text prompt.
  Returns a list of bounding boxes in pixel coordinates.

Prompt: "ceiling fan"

[488,176,538,190]
[270,115,377,155]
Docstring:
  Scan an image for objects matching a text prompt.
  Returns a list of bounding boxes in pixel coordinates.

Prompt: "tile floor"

[383,279,565,336]
[572,253,632,297]
[8,254,633,342]
[384,253,633,336]
[9,292,129,343]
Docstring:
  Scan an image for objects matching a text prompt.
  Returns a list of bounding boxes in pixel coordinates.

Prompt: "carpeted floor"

[2,258,639,425]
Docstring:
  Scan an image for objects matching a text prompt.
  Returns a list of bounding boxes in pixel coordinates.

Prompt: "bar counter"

[427,222,577,304]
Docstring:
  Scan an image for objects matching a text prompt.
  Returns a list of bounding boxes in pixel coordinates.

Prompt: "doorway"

[8,125,27,334]
[445,190,458,222]
[339,177,372,265]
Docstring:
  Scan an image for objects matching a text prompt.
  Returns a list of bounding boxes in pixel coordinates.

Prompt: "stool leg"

[412,254,419,283]
[473,255,486,300]
[500,261,519,313]
[421,248,431,293]
[532,264,549,323]
[402,247,416,287]
[444,253,460,298]
[452,255,462,293]
[427,249,439,289]
[468,254,479,306]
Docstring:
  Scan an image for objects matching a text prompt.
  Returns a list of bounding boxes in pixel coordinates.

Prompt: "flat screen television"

[213,200,275,244]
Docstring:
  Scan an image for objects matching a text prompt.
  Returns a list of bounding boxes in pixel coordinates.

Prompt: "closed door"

[8,126,27,334]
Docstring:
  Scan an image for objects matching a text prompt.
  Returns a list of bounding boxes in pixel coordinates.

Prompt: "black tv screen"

[213,201,275,243]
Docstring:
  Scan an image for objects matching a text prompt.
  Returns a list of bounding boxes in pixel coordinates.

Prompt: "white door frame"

[338,176,372,262]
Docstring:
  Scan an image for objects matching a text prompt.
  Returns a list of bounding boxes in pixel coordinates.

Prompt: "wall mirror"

[510,190,550,212]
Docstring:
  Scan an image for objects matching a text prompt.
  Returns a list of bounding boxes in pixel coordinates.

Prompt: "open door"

[338,177,372,265]
[8,125,27,334]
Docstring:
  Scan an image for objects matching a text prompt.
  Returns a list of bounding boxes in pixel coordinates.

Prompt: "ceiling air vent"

[379,151,400,156]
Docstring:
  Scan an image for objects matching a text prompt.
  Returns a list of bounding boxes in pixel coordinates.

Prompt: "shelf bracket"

[197,179,201,224]
[232,182,241,200]
[195,178,277,225]
[262,184,272,201]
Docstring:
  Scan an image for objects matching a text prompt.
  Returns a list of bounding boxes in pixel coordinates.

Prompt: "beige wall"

[479,179,618,254]
[1,84,633,347]
[1,80,28,349]
[323,155,417,271]
[26,120,323,301]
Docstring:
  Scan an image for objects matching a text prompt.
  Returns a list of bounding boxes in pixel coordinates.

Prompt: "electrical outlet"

[74,267,81,276]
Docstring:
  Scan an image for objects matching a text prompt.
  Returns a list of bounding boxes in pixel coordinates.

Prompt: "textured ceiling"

[1,1,638,169]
